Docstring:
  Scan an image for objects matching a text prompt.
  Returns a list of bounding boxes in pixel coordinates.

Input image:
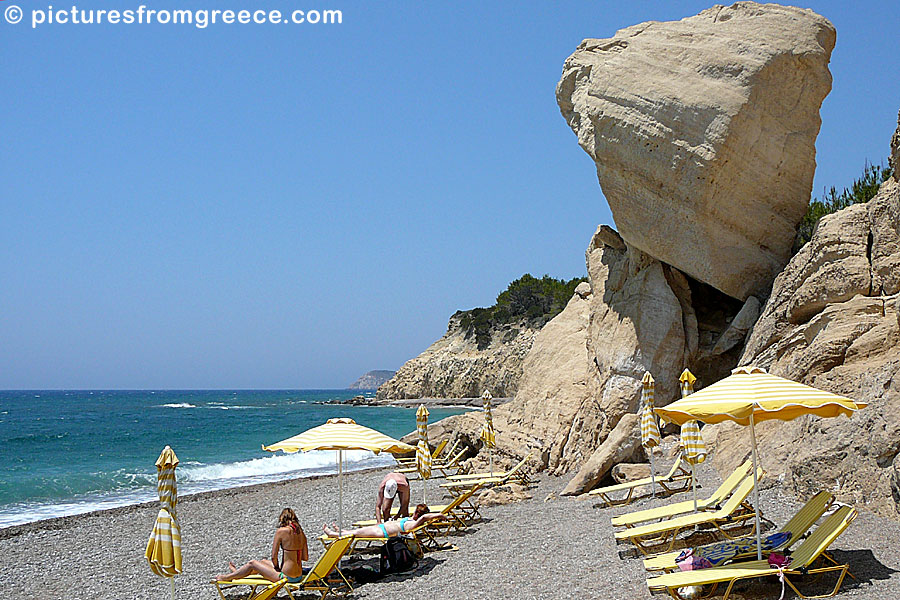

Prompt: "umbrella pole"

[489,447,494,478]
[170,576,175,600]
[691,463,698,512]
[750,414,762,560]
[337,450,343,535]
[650,452,656,499]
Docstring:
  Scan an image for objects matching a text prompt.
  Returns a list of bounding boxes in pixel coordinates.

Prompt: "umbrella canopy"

[640,372,661,497]
[640,372,661,452]
[480,391,496,448]
[679,419,707,465]
[145,446,182,578]
[415,405,432,480]
[656,366,866,426]
[262,417,415,454]
[656,366,866,559]
[263,418,414,539]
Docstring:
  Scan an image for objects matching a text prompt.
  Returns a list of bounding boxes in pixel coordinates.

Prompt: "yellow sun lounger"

[353,484,483,533]
[212,535,354,600]
[643,490,834,572]
[588,457,693,507]
[397,447,467,478]
[396,439,451,467]
[612,460,755,528]
[445,452,534,486]
[646,505,858,600]
[614,474,761,555]
[440,454,533,496]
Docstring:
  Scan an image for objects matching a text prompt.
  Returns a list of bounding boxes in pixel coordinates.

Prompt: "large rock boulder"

[556,2,835,300]
[703,176,900,517]
[562,413,642,495]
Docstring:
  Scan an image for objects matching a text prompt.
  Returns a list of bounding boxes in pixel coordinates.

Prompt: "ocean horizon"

[0,389,467,528]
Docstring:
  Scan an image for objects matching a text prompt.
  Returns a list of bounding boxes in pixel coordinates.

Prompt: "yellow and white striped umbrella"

[262,418,415,454]
[480,391,496,448]
[263,418,415,538]
[640,372,661,452]
[677,369,706,465]
[656,366,867,426]
[145,445,182,578]
[415,405,432,480]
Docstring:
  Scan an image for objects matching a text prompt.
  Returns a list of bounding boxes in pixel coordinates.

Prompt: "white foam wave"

[207,405,256,410]
[179,450,383,482]
[156,403,197,408]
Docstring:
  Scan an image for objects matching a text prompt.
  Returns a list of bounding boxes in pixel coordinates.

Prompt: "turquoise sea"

[0,390,468,528]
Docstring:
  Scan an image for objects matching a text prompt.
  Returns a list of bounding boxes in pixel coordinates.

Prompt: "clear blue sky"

[2,1,898,389]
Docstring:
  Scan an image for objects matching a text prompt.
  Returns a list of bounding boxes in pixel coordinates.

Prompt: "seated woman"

[215,508,309,583]
[323,503,444,539]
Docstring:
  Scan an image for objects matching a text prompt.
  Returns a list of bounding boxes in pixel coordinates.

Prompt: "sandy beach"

[3,465,900,600]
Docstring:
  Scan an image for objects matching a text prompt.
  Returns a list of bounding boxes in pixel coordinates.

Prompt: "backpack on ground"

[380,536,417,573]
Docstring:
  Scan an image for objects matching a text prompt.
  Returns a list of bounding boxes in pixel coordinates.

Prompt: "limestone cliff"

[375,314,539,400]
[348,370,395,390]
[704,169,900,517]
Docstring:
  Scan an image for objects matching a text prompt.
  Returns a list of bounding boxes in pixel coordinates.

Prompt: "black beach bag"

[380,536,417,573]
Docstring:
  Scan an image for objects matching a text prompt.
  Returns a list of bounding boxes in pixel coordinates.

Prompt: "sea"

[0,390,468,528]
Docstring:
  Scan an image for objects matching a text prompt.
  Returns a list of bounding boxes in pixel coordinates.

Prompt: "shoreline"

[0,464,390,540]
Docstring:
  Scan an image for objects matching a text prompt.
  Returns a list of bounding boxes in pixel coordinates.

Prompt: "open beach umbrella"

[480,390,496,476]
[145,445,182,600]
[416,404,432,502]
[678,369,706,512]
[262,418,414,535]
[640,372,661,498]
[656,366,867,559]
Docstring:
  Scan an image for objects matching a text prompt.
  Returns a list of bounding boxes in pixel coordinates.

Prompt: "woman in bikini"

[215,508,309,583]
[322,503,445,539]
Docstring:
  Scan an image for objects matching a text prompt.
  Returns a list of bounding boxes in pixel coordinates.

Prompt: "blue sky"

[2,1,898,389]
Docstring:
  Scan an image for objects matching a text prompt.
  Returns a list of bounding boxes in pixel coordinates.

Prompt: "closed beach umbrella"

[679,369,706,512]
[263,418,415,535]
[416,404,432,502]
[145,445,182,600]
[656,366,867,559]
[640,372,661,497]
[480,390,496,476]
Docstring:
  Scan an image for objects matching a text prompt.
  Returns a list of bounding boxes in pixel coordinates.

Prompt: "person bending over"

[375,472,410,523]
[323,503,444,539]
[215,508,309,583]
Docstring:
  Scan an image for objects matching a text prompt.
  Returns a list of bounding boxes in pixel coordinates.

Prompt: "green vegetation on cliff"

[795,160,893,250]
[455,274,587,349]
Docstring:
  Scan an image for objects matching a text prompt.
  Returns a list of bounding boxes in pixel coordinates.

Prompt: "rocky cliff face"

[375,315,538,400]
[557,2,835,300]
[704,167,900,517]
[348,370,395,390]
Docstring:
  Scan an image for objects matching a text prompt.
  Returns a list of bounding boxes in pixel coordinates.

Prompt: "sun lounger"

[440,455,533,496]
[212,535,354,600]
[352,484,482,533]
[381,484,484,524]
[643,490,834,572]
[396,439,451,467]
[614,474,761,555]
[397,447,467,478]
[612,460,755,528]
[588,457,693,507]
[445,453,534,486]
[646,505,858,599]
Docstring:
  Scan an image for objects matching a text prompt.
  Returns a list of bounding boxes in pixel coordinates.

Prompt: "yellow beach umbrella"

[678,370,706,512]
[145,445,181,600]
[263,418,415,534]
[656,366,867,559]
[640,372,661,497]
[416,405,432,502]
[480,390,496,476]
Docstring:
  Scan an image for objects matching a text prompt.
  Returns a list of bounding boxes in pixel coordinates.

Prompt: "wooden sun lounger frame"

[646,505,858,600]
[212,535,354,600]
[588,457,693,507]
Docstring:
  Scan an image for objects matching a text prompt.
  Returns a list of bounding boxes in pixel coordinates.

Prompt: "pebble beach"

[4,466,900,600]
